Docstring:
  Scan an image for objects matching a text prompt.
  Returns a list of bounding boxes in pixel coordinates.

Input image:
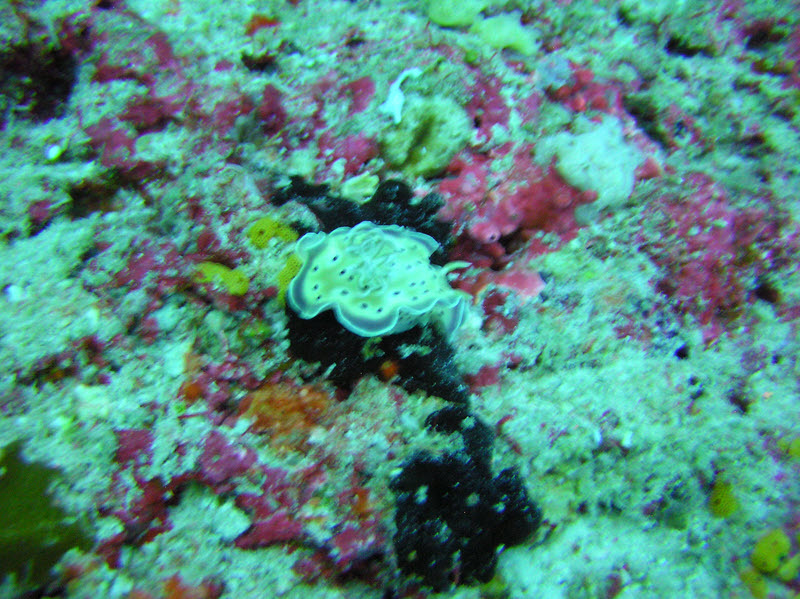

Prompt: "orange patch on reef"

[238,381,334,447]
[345,486,374,519]
[179,379,204,403]
[162,574,217,599]
[378,359,400,382]
[245,14,280,36]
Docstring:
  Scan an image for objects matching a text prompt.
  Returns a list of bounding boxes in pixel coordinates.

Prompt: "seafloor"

[1,1,799,598]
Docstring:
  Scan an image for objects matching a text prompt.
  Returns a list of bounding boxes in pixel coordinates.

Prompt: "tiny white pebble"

[45,144,64,161]
[4,284,25,303]
[620,430,634,449]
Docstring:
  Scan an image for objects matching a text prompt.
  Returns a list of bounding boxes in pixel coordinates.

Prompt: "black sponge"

[390,452,541,591]
[272,177,451,254]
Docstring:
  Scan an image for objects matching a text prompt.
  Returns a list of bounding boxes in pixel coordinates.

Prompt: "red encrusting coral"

[643,172,792,342]
[119,94,184,133]
[84,117,167,183]
[545,62,627,116]
[318,131,380,176]
[198,430,257,486]
[441,145,595,274]
[466,76,511,143]
[340,76,376,115]
[442,147,594,243]
[257,84,287,136]
[115,429,155,467]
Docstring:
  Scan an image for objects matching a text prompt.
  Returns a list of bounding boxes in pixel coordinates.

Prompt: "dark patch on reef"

[390,329,470,404]
[0,42,78,122]
[0,15,90,125]
[390,449,541,591]
[621,93,670,150]
[273,177,365,233]
[0,441,93,592]
[285,309,372,391]
[285,309,469,404]
[664,35,710,58]
[272,177,452,260]
[241,51,279,74]
[425,405,494,467]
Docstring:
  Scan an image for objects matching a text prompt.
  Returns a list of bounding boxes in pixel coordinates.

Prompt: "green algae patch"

[428,0,486,27]
[381,94,471,179]
[0,441,93,589]
[470,14,538,56]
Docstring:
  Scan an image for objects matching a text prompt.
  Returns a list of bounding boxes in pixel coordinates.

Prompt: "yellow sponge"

[708,479,739,518]
[276,254,303,305]
[751,529,791,573]
[787,437,800,459]
[195,262,249,296]
[470,15,538,56]
[428,0,485,27]
[739,566,768,598]
[247,217,298,249]
[777,553,800,582]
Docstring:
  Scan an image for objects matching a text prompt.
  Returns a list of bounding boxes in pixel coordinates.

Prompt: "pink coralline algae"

[454,267,545,309]
[467,76,511,143]
[88,232,259,342]
[340,76,376,116]
[84,117,166,183]
[236,511,304,548]
[645,173,789,341]
[465,364,503,391]
[82,27,195,181]
[233,461,389,577]
[102,428,286,565]
[257,84,287,136]
[290,485,389,583]
[209,91,255,136]
[438,145,582,311]
[115,429,155,467]
[107,240,185,285]
[119,94,184,133]
[440,146,595,256]
[234,480,305,549]
[318,131,379,175]
[198,430,257,486]
[328,520,385,570]
[545,62,626,116]
[99,458,174,567]
[28,199,54,232]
